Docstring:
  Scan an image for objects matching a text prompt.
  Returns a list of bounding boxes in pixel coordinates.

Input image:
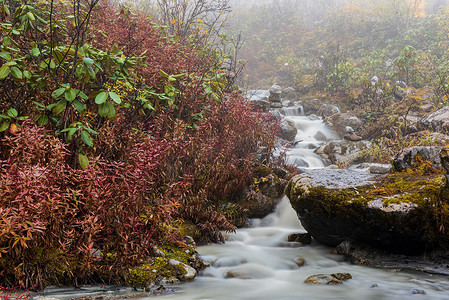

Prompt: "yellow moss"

[289,171,449,248]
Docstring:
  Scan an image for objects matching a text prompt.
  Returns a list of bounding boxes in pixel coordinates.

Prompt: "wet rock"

[314,140,369,166]
[411,288,426,295]
[317,103,340,118]
[270,102,283,109]
[331,273,352,281]
[370,164,391,174]
[295,257,306,267]
[313,131,328,142]
[392,146,441,171]
[127,244,206,289]
[286,169,448,254]
[269,84,282,103]
[169,259,196,281]
[279,118,298,142]
[325,113,364,139]
[349,163,391,174]
[344,132,363,141]
[345,126,355,134]
[287,232,312,244]
[238,166,284,218]
[333,240,449,275]
[420,106,449,133]
[152,246,165,257]
[302,98,321,116]
[304,273,351,285]
[281,105,304,116]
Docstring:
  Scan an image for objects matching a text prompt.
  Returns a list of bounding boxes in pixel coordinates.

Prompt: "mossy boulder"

[238,165,284,218]
[286,169,449,254]
[126,243,207,289]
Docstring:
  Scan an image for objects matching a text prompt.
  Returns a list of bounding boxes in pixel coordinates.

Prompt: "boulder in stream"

[304,273,352,285]
[286,168,449,255]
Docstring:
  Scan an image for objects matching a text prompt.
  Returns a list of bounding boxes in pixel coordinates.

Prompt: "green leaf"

[53,50,63,63]
[72,99,86,114]
[10,67,22,79]
[160,69,169,77]
[53,99,67,116]
[66,127,77,142]
[109,91,121,104]
[0,65,10,79]
[23,70,31,79]
[27,12,35,21]
[65,88,77,102]
[36,114,48,126]
[0,52,11,61]
[95,91,108,104]
[83,127,98,135]
[4,61,16,66]
[107,101,115,119]
[78,91,88,99]
[0,121,10,132]
[81,131,93,147]
[33,101,45,109]
[52,87,66,99]
[79,153,89,168]
[31,47,40,56]
[7,108,17,118]
[98,102,109,117]
[83,57,94,66]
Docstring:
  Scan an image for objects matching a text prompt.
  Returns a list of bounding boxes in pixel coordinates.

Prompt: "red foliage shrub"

[0,122,175,287]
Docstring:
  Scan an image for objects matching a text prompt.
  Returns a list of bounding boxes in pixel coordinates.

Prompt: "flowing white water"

[147,106,449,300]
[152,197,449,300]
[283,107,338,168]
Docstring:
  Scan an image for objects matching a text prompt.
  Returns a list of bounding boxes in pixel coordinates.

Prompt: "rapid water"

[153,197,449,300]
[284,113,338,168]
[148,105,449,300]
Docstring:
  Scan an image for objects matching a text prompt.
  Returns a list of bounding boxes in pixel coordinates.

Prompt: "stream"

[151,106,449,300]
[36,104,449,300]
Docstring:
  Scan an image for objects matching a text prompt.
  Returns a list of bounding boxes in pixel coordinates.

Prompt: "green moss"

[253,164,273,177]
[126,243,194,288]
[289,171,449,248]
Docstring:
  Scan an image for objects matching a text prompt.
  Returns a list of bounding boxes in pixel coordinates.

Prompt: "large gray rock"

[286,169,447,254]
[271,110,298,142]
[392,146,442,171]
[314,140,369,165]
[420,106,449,133]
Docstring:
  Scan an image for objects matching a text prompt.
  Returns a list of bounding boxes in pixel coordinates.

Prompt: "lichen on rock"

[287,168,449,254]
